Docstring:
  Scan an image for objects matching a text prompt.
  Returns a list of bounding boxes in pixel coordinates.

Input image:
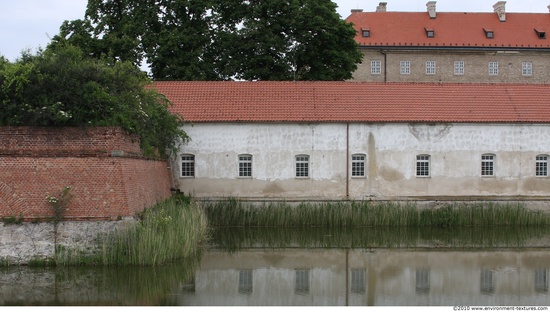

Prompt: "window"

[535,28,546,39]
[425,28,435,38]
[481,154,495,176]
[361,28,370,37]
[352,154,366,177]
[351,269,366,294]
[480,269,495,295]
[400,61,410,75]
[371,60,381,75]
[238,270,253,294]
[238,154,252,177]
[536,155,548,177]
[416,268,430,294]
[522,62,533,76]
[181,154,195,177]
[295,155,309,178]
[488,62,498,76]
[295,269,310,294]
[425,61,436,75]
[484,28,494,39]
[454,61,465,75]
[416,155,430,177]
[535,269,549,293]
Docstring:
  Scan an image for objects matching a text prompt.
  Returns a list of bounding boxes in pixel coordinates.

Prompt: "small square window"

[425,61,436,75]
[488,62,498,76]
[535,28,546,39]
[425,28,435,38]
[400,61,410,75]
[522,62,533,76]
[484,28,494,39]
[361,28,370,37]
[454,61,465,75]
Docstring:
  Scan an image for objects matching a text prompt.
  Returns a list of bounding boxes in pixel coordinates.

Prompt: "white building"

[154,81,550,202]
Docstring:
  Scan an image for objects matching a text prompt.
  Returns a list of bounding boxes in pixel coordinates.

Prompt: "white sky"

[1,0,550,61]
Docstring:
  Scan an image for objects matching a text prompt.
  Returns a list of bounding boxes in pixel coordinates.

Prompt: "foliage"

[203,199,550,228]
[46,186,74,223]
[0,44,188,157]
[53,0,362,81]
[56,196,209,266]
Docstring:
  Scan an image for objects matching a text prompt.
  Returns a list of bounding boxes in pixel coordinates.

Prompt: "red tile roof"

[345,12,550,48]
[153,81,550,123]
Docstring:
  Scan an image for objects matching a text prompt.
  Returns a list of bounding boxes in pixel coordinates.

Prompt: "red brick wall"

[0,127,172,220]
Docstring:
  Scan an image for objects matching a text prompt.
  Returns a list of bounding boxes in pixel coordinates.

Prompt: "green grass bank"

[56,195,209,266]
[203,199,550,228]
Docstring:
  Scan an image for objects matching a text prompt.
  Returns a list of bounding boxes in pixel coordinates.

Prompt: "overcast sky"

[2,0,550,61]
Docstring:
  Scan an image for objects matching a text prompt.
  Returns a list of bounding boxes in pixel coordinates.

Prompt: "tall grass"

[203,198,550,228]
[57,195,209,266]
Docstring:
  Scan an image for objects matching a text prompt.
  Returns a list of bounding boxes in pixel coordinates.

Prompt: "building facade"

[345,2,550,83]
[154,81,550,202]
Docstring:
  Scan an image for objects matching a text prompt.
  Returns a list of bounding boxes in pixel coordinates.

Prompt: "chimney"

[493,1,506,22]
[376,2,387,12]
[351,9,363,13]
[426,1,436,19]
[548,5,550,13]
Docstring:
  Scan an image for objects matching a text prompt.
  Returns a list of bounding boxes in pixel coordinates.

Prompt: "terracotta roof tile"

[345,12,550,48]
[153,81,550,123]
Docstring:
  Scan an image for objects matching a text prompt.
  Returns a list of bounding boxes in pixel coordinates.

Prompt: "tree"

[55,0,362,81]
[0,44,188,157]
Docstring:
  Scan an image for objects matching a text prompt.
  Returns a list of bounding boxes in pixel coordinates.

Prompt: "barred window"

[400,61,411,75]
[352,154,366,177]
[481,154,495,176]
[181,154,195,177]
[536,155,548,177]
[295,155,309,178]
[416,155,430,177]
[238,154,252,177]
[426,61,436,75]
[371,60,381,75]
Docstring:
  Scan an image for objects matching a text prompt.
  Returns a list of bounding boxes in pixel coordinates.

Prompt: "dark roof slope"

[153,81,550,123]
[345,11,550,49]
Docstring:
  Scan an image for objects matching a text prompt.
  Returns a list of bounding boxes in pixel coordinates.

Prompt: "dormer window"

[425,28,435,38]
[484,28,494,39]
[535,28,546,39]
[361,27,370,38]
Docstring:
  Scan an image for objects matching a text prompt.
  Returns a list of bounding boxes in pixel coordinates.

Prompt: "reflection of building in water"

[176,249,550,306]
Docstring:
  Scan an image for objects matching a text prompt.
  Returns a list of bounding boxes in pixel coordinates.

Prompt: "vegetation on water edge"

[56,195,209,266]
[204,198,550,228]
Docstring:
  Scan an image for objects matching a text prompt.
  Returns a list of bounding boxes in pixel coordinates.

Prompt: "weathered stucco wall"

[0,127,172,220]
[173,122,550,201]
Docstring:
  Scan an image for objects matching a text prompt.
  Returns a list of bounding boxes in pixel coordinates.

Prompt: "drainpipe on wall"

[381,50,388,82]
[346,123,350,199]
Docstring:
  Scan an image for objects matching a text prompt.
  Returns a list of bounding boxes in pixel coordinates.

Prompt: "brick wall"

[0,127,172,220]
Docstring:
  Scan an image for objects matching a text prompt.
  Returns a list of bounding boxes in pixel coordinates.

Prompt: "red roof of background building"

[153,81,550,123]
[345,11,550,48]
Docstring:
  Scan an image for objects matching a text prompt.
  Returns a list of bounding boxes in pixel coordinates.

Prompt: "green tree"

[55,0,361,81]
[0,44,188,157]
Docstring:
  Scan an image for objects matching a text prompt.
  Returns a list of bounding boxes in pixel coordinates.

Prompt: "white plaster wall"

[173,122,550,199]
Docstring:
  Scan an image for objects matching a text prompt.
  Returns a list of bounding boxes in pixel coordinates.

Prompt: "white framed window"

[238,154,252,177]
[371,60,381,75]
[295,269,310,294]
[522,62,533,76]
[238,270,253,294]
[416,155,430,177]
[481,154,495,176]
[454,61,464,75]
[295,155,309,178]
[536,155,548,177]
[425,61,436,75]
[400,61,410,75]
[351,154,366,177]
[181,154,195,177]
[350,269,366,294]
[488,62,498,76]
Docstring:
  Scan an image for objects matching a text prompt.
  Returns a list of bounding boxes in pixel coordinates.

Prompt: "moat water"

[2,227,550,306]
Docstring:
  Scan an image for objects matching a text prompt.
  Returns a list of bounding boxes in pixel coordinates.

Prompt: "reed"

[57,195,209,266]
[203,198,550,228]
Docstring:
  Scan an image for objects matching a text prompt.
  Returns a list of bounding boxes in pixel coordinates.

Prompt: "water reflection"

[1,227,550,306]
